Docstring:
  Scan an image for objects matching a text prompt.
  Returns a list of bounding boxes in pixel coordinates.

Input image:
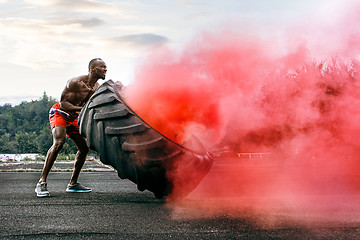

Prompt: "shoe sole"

[36,193,50,197]
[66,189,92,193]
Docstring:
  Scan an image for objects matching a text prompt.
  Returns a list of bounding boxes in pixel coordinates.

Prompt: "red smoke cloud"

[123,3,360,223]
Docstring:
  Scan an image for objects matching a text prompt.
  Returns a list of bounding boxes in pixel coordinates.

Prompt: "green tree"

[0,133,18,153]
[0,103,11,114]
[0,92,80,155]
[15,131,38,153]
[62,138,78,155]
[38,126,53,155]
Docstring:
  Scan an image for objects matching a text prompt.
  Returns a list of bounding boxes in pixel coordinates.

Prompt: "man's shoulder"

[69,75,88,83]
[66,75,87,87]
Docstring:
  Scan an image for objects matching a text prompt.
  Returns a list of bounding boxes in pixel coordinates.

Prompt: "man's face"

[92,60,107,80]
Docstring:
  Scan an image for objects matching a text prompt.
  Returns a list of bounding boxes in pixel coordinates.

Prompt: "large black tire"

[78,80,213,198]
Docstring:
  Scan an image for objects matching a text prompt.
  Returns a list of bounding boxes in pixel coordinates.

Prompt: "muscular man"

[35,58,107,197]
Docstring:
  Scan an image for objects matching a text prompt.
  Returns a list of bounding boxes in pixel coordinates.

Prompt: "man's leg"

[68,133,89,185]
[35,126,66,197]
[38,126,66,183]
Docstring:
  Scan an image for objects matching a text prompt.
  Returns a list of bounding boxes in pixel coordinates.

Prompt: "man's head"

[88,58,107,80]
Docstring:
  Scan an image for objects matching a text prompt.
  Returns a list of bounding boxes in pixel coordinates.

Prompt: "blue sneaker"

[35,182,50,197]
[66,183,92,193]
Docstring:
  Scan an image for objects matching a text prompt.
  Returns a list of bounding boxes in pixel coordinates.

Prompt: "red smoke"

[123,3,360,223]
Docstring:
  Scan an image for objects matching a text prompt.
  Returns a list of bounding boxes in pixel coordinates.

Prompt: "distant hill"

[0,93,77,155]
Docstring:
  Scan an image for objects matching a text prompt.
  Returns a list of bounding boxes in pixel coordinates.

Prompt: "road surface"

[1,160,360,239]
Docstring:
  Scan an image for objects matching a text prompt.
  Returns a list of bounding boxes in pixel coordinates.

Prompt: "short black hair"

[88,58,103,71]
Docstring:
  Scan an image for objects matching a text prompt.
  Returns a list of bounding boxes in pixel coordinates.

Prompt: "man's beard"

[97,72,106,80]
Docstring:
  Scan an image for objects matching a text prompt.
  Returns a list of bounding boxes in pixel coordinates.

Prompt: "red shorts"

[49,102,79,137]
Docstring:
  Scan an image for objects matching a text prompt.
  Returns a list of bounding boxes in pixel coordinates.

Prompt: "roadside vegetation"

[0,93,78,156]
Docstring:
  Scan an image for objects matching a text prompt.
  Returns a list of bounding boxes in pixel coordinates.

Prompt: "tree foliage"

[0,92,77,154]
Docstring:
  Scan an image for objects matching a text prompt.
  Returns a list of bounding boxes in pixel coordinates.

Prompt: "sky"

[0,0,350,105]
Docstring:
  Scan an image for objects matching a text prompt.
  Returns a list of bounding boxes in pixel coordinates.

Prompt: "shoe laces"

[40,183,48,191]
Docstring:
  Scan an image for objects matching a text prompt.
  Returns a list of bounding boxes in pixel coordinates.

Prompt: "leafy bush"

[0,92,77,155]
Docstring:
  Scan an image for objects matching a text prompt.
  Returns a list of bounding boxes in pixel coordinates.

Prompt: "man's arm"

[59,79,83,112]
[59,100,82,112]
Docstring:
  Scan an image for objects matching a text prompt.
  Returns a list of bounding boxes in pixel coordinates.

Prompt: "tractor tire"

[78,80,213,198]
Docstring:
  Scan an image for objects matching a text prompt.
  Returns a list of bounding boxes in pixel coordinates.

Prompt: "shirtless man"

[35,58,107,197]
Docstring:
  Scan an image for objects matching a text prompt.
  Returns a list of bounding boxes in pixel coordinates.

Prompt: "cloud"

[176,0,207,7]
[0,15,108,70]
[24,0,133,17]
[176,0,195,7]
[112,33,169,48]
[49,17,105,28]
[0,16,104,36]
[25,0,101,8]
[23,0,57,6]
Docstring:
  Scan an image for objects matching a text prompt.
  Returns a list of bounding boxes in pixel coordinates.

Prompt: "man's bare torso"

[60,75,99,113]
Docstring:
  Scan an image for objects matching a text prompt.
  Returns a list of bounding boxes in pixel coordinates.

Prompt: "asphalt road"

[1,165,360,239]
